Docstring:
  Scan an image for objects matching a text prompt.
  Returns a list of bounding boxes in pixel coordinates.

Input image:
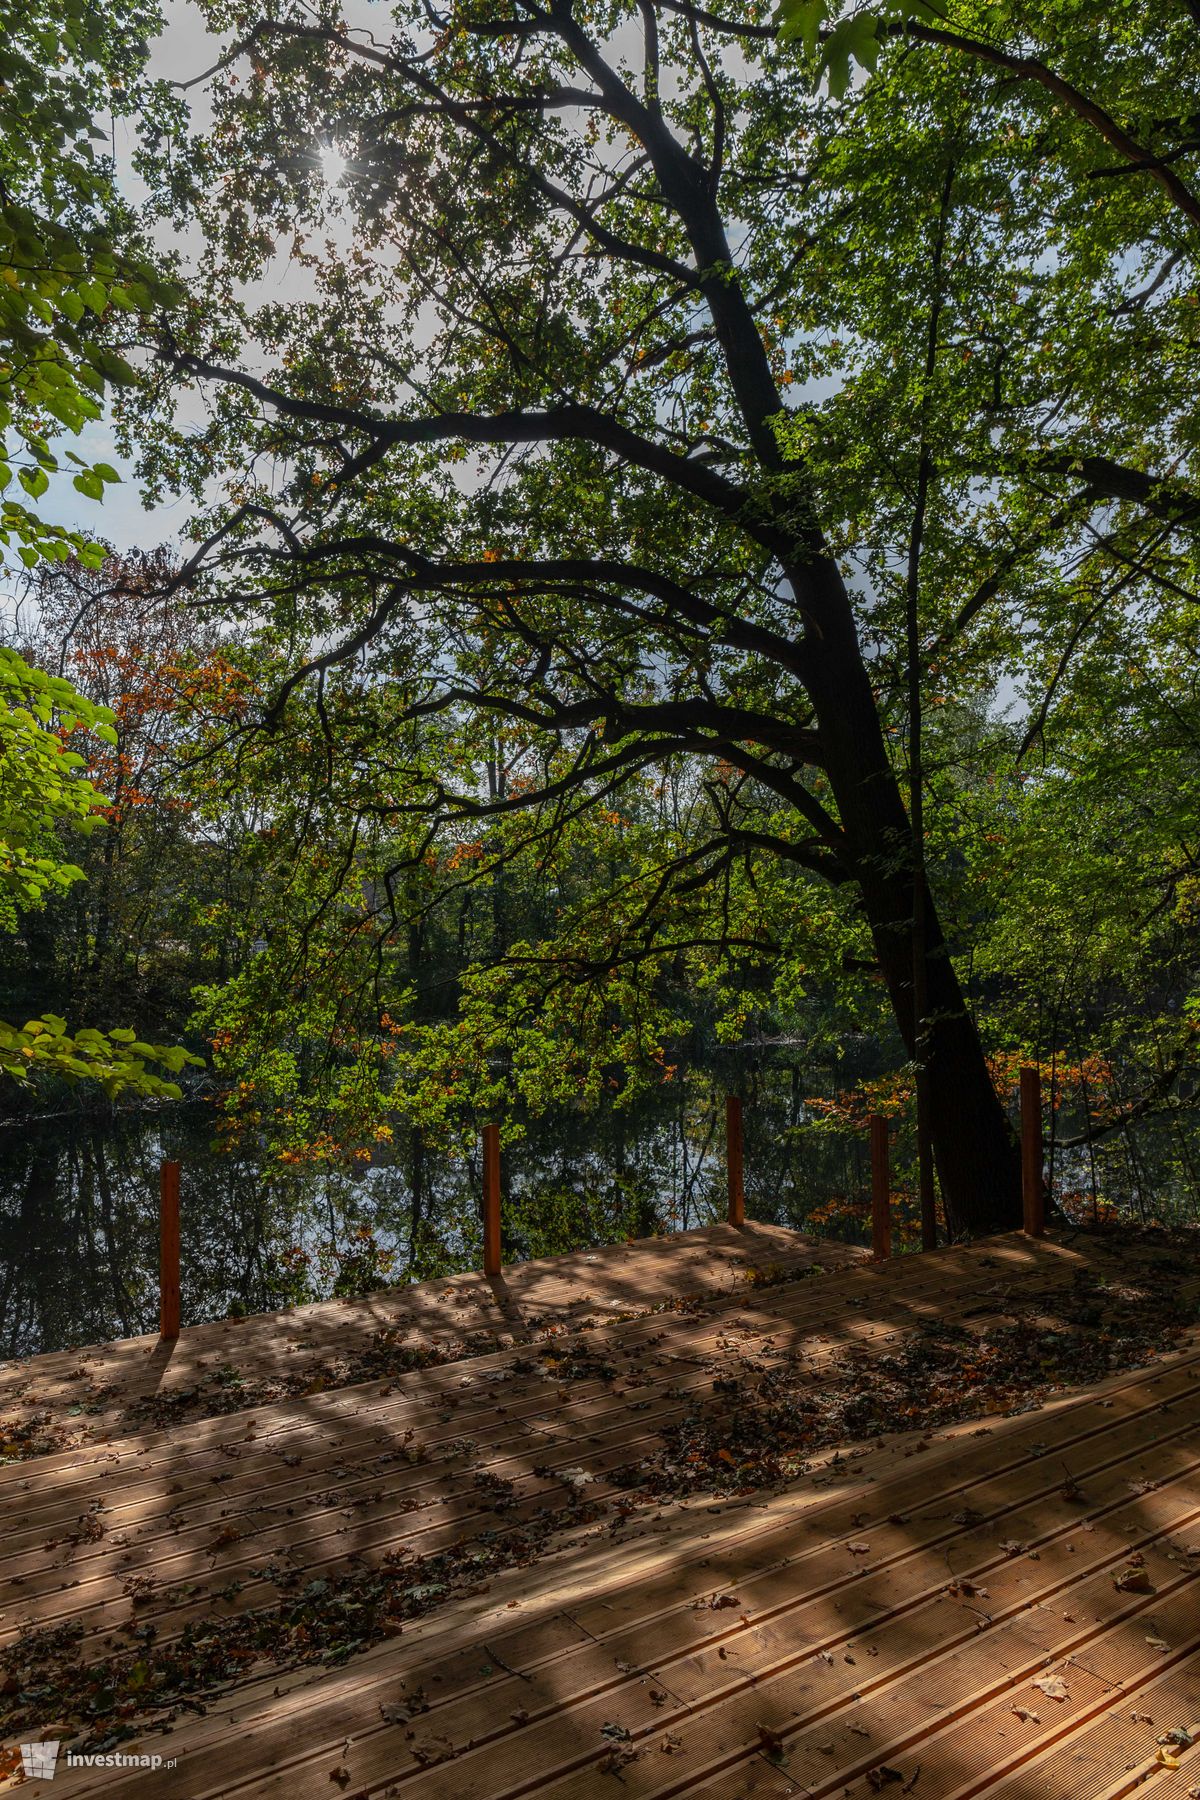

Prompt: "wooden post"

[159,1160,181,1340]
[869,1114,891,1260]
[1020,1065,1045,1238]
[726,1094,745,1227]
[482,1123,502,1276]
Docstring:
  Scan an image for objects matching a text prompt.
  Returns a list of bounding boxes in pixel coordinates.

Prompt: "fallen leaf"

[409,1734,456,1767]
[1032,1674,1069,1702]
[756,1722,786,1759]
[597,1745,638,1774]
[867,1769,904,1791]
[1011,1707,1040,1724]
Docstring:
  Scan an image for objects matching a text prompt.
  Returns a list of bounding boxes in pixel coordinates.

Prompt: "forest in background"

[3,0,1200,1285]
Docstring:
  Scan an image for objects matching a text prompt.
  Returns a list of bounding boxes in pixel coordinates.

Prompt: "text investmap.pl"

[17,1743,178,1780]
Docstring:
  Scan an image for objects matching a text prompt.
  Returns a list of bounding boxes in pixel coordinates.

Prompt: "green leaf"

[777,0,828,57]
[18,465,49,498]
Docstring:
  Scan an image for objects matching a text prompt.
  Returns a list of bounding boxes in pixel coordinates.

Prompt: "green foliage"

[0,645,115,928]
[0,1012,199,1097]
[101,0,1196,1198]
[0,0,177,570]
[775,0,941,99]
[0,642,201,1096]
[0,3,196,1101]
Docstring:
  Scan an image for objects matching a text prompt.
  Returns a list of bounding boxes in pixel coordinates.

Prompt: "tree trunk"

[799,561,1022,1237]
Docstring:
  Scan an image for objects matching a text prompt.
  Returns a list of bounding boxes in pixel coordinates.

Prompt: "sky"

[44,0,391,558]
[36,1,778,571]
[42,1,219,556]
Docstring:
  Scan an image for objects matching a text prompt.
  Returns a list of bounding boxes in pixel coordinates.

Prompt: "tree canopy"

[93,0,1194,1230]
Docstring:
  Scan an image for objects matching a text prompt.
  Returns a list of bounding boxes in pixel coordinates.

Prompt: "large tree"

[135,0,1199,1233]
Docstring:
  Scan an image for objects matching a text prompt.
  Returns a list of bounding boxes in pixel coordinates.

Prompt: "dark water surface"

[0,1078,871,1358]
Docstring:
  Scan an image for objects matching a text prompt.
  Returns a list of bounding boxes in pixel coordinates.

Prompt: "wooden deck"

[2,1225,1198,1798]
[0,1221,857,1455]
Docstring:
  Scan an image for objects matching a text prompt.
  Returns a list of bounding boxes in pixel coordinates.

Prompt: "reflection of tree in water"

[1,1042,1193,1356]
[0,1111,269,1356]
[0,1068,872,1357]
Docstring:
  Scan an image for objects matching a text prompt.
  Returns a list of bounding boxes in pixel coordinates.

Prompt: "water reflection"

[0,1074,871,1358]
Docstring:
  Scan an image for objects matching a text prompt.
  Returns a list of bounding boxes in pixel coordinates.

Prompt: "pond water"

[0,1075,874,1358]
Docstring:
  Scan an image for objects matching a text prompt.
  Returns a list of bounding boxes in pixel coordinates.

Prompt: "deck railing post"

[159,1159,181,1340]
[869,1114,891,1260]
[1020,1065,1045,1238]
[482,1123,502,1276]
[725,1094,745,1228]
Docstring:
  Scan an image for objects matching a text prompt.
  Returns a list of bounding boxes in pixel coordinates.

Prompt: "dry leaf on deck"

[756,1722,786,1758]
[410,1734,456,1767]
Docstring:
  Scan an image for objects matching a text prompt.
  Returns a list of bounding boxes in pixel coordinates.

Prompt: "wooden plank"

[39,1353,1200,1800]
[6,1236,1198,1800]
[2,1250,1192,1662]
[1,1248,1138,1649]
[0,1229,1071,1509]
[0,1221,855,1438]
[22,1351,1200,1800]
[0,1226,1101,1499]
